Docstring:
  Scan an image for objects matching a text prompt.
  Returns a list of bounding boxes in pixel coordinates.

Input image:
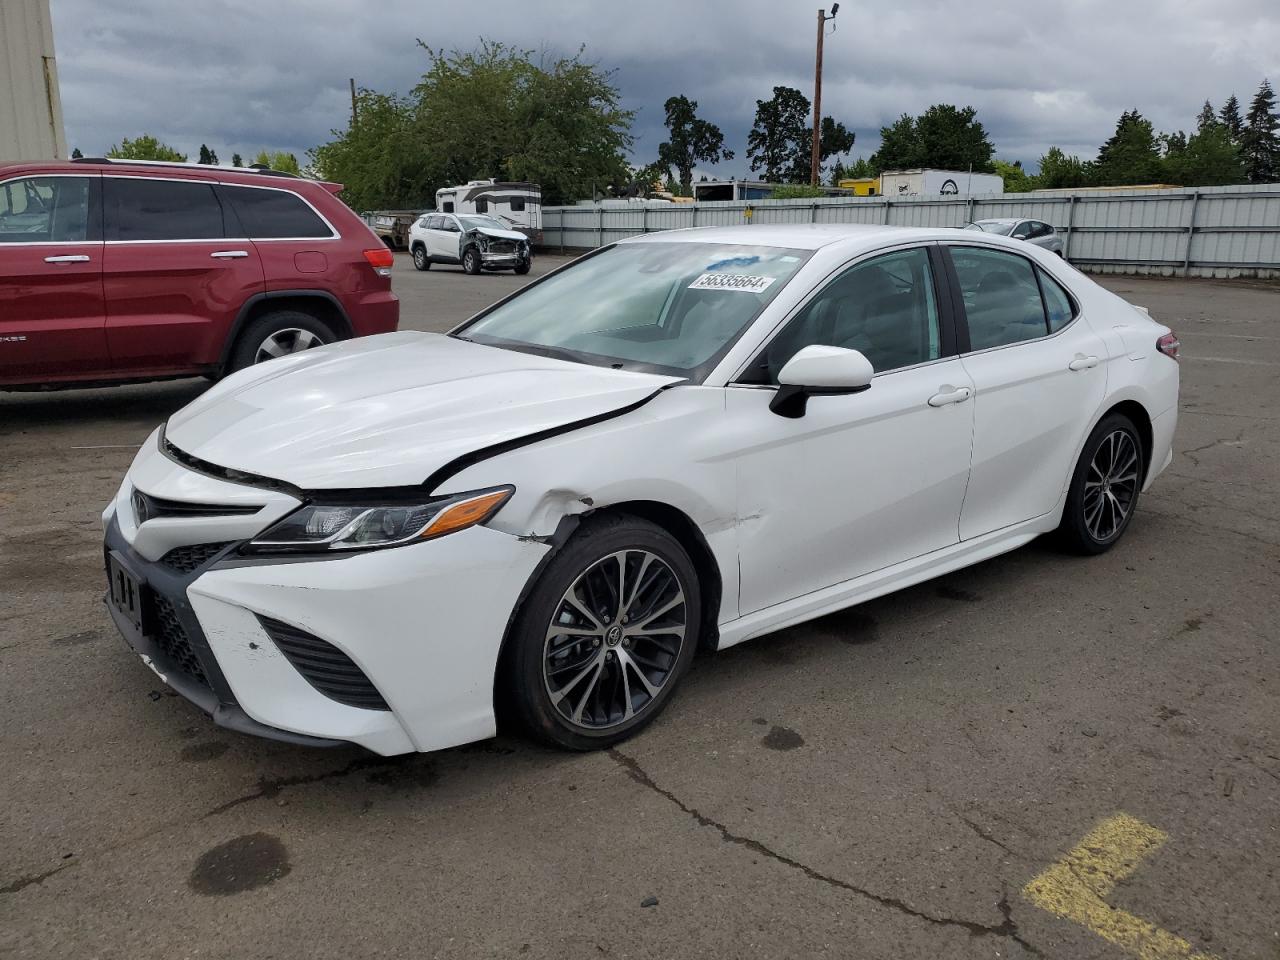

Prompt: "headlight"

[245,486,513,554]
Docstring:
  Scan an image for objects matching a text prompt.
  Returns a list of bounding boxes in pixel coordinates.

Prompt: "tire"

[228,310,337,373]
[514,258,531,275]
[1057,413,1145,555]
[503,515,701,751]
[462,246,482,275]
[412,245,431,271]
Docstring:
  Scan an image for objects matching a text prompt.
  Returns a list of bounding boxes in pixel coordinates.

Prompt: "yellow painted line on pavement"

[1023,813,1219,960]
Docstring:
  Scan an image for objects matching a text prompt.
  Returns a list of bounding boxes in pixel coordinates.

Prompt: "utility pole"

[350,78,358,127]
[810,4,839,186]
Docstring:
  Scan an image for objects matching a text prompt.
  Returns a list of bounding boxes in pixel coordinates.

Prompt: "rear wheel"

[412,245,430,271]
[228,310,336,373]
[462,246,482,275]
[504,516,700,750]
[1058,414,1145,554]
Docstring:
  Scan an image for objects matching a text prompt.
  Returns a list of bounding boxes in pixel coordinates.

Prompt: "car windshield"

[457,241,811,379]
[459,215,509,231]
[967,221,1014,235]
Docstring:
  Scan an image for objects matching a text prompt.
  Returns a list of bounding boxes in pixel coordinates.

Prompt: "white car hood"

[473,225,528,242]
[165,332,680,490]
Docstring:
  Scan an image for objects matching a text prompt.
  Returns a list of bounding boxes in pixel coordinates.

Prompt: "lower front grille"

[257,616,390,711]
[150,593,209,687]
[159,541,233,574]
[487,240,517,254]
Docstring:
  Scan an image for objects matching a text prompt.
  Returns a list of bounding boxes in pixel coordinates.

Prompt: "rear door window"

[0,176,95,242]
[1039,269,1077,332]
[222,186,332,239]
[949,247,1049,350]
[106,178,226,241]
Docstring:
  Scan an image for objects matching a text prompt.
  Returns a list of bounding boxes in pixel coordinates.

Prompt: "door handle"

[1068,355,1099,371]
[44,254,91,263]
[210,250,249,259]
[928,386,972,407]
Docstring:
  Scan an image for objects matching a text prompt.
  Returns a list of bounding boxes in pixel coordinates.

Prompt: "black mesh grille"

[258,617,390,711]
[159,542,233,574]
[487,239,517,254]
[150,593,209,687]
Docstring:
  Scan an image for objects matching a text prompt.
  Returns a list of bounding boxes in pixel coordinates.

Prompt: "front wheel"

[504,516,700,750]
[1058,414,1145,554]
[462,247,482,275]
[412,245,430,271]
[514,258,531,275]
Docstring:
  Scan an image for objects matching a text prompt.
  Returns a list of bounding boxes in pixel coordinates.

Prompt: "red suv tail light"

[363,248,394,277]
[1156,332,1180,360]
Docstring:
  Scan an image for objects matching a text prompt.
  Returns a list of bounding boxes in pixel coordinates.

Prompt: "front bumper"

[102,436,549,754]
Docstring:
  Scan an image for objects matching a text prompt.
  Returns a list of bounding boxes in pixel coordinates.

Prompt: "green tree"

[1092,110,1162,185]
[656,96,733,196]
[198,144,213,164]
[1163,123,1245,185]
[992,159,1033,192]
[70,147,83,159]
[1036,146,1089,189]
[818,116,856,176]
[1219,95,1244,142]
[747,86,811,182]
[252,150,301,174]
[310,92,424,210]
[209,148,219,165]
[870,105,994,173]
[106,134,186,162]
[1195,100,1216,132]
[770,184,828,199]
[628,161,672,197]
[231,153,243,167]
[312,43,633,208]
[1240,78,1279,183]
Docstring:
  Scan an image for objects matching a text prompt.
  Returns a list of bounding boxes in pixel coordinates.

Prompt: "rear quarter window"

[223,185,333,239]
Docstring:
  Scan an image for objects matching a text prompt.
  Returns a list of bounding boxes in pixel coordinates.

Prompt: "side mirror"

[770,345,874,418]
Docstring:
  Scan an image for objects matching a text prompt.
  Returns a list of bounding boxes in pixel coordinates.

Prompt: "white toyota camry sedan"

[103,224,1180,755]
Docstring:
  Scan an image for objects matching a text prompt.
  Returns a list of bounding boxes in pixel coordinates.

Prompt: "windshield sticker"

[688,273,777,293]
[706,255,762,271]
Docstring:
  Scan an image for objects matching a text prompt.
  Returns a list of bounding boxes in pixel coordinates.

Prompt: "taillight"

[363,248,394,277]
[1156,332,1180,360]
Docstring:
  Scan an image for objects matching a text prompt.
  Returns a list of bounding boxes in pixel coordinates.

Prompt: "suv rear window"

[223,185,333,239]
[106,178,225,241]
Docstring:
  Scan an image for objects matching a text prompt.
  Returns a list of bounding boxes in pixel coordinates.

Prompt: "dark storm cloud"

[53,0,1280,173]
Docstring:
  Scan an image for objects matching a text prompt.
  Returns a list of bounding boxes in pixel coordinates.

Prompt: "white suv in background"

[408,212,532,275]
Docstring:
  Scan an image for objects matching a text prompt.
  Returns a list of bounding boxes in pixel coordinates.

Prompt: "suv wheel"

[229,310,337,372]
[412,245,430,271]
[514,258,531,276]
[462,247,482,275]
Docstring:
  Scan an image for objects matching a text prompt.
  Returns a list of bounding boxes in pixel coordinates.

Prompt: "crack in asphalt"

[608,749,1041,956]
[953,811,1018,857]
[0,863,73,895]
[200,756,400,817]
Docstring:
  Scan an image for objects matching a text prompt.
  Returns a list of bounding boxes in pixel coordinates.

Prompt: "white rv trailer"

[434,180,542,243]
[879,168,1004,197]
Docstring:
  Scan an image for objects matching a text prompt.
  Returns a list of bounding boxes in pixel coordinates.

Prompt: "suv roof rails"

[69,157,300,179]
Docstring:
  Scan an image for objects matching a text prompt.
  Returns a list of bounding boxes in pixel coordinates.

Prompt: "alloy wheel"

[254,328,325,363]
[1083,430,1140,542]
[542,550,686,730]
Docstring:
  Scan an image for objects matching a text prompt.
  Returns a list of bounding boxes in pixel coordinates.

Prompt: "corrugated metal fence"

[541,185,1280,279]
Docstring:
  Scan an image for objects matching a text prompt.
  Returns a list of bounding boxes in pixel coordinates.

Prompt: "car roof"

[618,223,958,252]
[0,159,335,191]
[974,218,1020,225]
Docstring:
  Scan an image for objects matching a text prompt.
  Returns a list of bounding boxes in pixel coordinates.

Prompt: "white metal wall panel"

[542,185,1280,278]
[0,0,66,160]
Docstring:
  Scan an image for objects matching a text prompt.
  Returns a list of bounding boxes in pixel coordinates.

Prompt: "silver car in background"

[966,218,1065,256]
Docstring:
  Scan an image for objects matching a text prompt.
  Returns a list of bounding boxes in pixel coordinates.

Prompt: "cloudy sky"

[53,0,1280,176]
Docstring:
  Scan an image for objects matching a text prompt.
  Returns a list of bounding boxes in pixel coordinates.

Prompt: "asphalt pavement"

[2,253,1277,959]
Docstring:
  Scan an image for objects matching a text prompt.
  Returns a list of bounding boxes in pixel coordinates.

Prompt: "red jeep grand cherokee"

[0,158,399,389]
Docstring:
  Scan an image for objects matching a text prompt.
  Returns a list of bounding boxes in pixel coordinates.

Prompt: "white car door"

[730,245,976,615]
[944,243,1108,540]
[428,215,460,261]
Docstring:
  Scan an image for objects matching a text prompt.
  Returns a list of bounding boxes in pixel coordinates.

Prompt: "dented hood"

[165,332,679,490]
[472,225,528,242]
